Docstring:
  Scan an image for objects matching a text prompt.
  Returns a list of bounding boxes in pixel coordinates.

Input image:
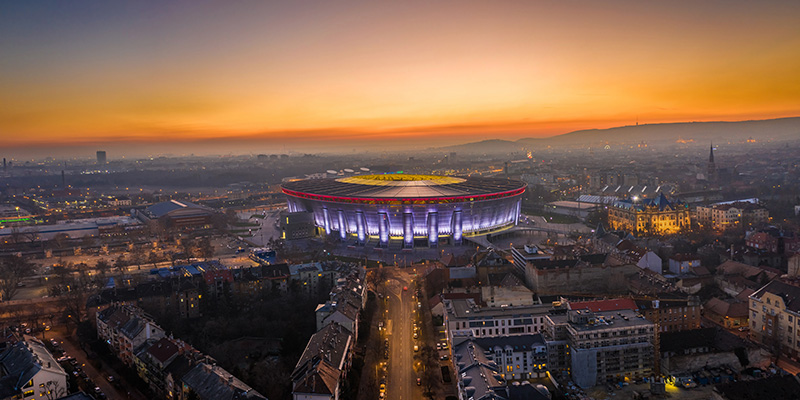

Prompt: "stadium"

[281,174,526,247]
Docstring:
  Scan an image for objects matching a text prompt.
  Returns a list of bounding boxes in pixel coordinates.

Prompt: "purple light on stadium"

[281,174,526,246]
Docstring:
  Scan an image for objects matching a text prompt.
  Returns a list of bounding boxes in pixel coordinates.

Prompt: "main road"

[385,269,421,400]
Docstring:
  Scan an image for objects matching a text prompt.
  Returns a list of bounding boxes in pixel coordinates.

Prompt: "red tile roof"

[569,298,638,313]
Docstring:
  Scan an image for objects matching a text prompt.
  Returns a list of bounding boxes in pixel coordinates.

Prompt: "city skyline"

[2,1,800,157]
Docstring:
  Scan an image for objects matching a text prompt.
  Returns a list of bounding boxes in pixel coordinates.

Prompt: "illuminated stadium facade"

[282,174,526,247]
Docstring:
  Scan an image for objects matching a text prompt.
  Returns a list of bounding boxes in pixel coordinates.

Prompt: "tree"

[0,255,32,301]
[415,344,439,398]
[197,237,215,259]
[114,254,128,274]
[95,259,111,279]
[41,380,67,400]
[148,251,161,268]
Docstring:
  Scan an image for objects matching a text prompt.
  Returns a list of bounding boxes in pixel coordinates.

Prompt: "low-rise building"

[696,200,769,231]
[481,273,535,307]
[181,362,265,400]
[466,334,548,380]
[96,304,165,366]
[0,336,68,400]
[443,298,552,340]
[703,298,749,329]
[291,323,353,400]
[668,254,701,275]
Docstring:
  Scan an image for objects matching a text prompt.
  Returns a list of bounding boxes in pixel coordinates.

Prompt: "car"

[413,333,418,339]
[440,354,449,360]
[738,326,750,332]
[379,383,386,393]
[403,286,408,291]
[384,351,389,359]
[413,345,419,352]
[417,377,422,386]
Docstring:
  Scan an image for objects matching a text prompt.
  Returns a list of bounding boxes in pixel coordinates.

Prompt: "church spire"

[707,142,716,182]
[709,142,715,164]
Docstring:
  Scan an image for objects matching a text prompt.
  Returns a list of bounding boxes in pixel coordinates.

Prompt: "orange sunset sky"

[1,1,799,154]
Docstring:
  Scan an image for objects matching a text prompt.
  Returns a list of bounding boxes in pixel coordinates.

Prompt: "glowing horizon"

[2,1,800,152]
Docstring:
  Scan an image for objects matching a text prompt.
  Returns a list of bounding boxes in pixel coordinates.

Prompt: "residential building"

[450,337,551,400]
[668,254,701,275]
[443,299,552,341]
[468,334,548,380]
[696,200,769,231]
[749,279,800,357]
[522,256,639,295]
[543,309,655,388]
[0,336,68,400]
[716,260,778,297]
[291,323,353,400]
[614,240,662,274]
[510,245,549,277]
[96,305,165,366]
[568,298,701,333]
[181,362,265,400]
[289,263,338,295]
[133,337,181,397]
[481,273,535,307]
[636,298,702,333]
[607,193,690,235]
[704,298,749,329]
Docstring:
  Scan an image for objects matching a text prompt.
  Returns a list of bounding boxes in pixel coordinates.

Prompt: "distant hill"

[517,116,800,148]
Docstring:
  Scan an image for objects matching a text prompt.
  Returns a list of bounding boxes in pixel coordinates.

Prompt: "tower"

[97,150,107,164]
[707,143,716,182]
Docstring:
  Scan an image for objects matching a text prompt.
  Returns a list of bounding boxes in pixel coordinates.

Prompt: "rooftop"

[446,298,551,320]
[282,174,526,202]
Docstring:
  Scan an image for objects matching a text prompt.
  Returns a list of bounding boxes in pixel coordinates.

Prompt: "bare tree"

[95,259,111,279]
[41,380,67,400]
[114,254,128,274]
[0,255,32,301]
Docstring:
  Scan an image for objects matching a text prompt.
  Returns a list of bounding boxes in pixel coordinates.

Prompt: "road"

[385,269,421,400]
[52,326,147,400]
[240,209,282,247]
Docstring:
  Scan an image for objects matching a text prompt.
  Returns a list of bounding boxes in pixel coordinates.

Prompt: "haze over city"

[2,2,800,400]
[2,1,800,158]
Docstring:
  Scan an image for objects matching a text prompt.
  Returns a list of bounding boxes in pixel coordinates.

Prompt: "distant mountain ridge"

[437,116,800,153]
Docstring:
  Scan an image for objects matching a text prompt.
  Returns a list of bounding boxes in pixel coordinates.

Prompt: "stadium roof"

[282,174,525,204]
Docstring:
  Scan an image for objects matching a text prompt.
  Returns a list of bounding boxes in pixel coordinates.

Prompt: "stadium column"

[337,210,347,240]
[428,211,438,247]
[322,207,332,235]
[452,209,463,244]
[378,212,389,247]
[515,199,521,225]
[356,211,366,244]
[403,211,413,248]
